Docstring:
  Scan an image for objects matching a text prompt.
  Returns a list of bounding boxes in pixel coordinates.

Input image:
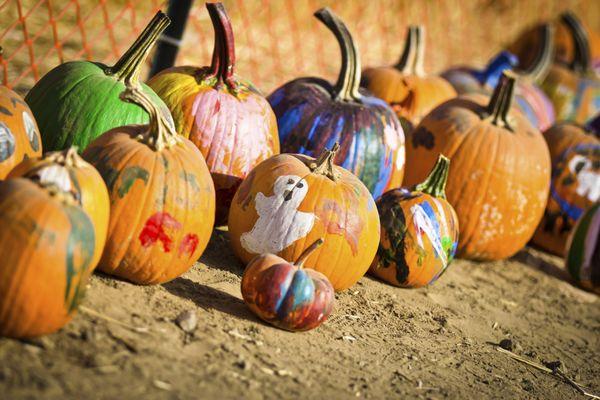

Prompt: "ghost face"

[0,122,15,162]
[274,175,309,208]
[568,154,600,202]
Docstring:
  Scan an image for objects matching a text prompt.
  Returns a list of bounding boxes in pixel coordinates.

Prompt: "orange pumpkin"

[0,85,42,178]
[532,122,599,256]
[0,177,97,338]
[228,144,380,291]
[362,25,456,132]
[82,85,215,285]
[404,71,551,261]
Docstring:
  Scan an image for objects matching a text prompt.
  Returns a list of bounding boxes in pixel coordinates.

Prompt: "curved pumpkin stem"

[315,8,362,102]
[295,238,325,268]
[560,11,590,73]
[395,25,424,76]
[310,142,341,181]
[519,24,554,82]
[43,146,85,168]
[414,155,450,199]
[484,71,516,131]
[206,2,237,91]
[110,11,170,84]
[413,26,425,76]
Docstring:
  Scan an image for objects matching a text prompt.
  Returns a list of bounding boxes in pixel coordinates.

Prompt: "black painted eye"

[287,178,295,184]
[575,161,586,173]
[297,182,304,188]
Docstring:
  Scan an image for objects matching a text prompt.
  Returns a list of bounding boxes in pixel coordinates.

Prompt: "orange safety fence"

[0,0,599,95]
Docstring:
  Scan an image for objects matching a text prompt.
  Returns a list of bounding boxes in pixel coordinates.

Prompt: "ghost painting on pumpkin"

[0,122,15,161]
[568,154,600,202]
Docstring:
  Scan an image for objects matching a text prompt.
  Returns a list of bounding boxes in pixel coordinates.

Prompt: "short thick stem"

[484,71,516,131]
[46,146,85,168]
[560,11,590,73]
[206,2,237,90]
[414,155,450,199]
[295,238,325,268]
[309,143,341,181]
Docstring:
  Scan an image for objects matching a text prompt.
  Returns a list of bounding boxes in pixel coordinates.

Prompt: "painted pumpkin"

[8,146,110,267]
[268,7,405,200]
[565,202,600,294]
[0,85,41,178]
[362,25,457,131]
[82,85,215,285]
[370,155,459,288]
[148,3,279,225]
[228,144,380,291]
[242,238,335,331]
[0,177,96,338]
[532,123,599,256]
[404,71,551,261]
[586,113,600,136]
[25,12,171,153]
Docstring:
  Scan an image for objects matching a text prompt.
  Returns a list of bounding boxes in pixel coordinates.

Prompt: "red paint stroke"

[179,233,199,257]
[139,212,182,252]
[315,195,365,256]
[214,99,221,113]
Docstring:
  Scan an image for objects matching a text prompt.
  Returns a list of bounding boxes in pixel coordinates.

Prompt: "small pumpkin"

[268,7,405,200]
[362,25,457,131]
[404,71,551,261]
[0,85,41,178]
[565,202,600,294]
[532,122,599,256]
[370,155,459,288]
[0,177,96,338]
[148,3,279,225]
[242,238,334,331]
[25,12,171,152]
[82,84,215,285]
[229,144,380,291]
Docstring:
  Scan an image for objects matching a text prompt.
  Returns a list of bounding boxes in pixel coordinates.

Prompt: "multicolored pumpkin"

[148,3,279,225]
[25,12,171,152]
[565,203,600,294]
[532,122,599,256]
[0,85,41,178]
[0,177,96,338]
[229,144,380,291]
[362,25,457,131]
[267,7,405,200]
[370,155,459,288]
[241,238,335,331]
[82,85,215,285]
[404,71,551,261]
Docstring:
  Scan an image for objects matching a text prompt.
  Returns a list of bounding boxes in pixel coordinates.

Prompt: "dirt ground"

[0,228,598,400]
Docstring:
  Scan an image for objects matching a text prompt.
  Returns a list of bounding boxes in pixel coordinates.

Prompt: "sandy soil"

[0,228,598,400]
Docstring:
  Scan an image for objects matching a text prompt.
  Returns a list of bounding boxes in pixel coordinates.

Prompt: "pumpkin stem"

[519,24,554,82]
[395,25,424,76]
[206,3,237,91]
[110,11,170,84]
[315,8,362,102]
[484,70,516,131]
[560,11,590,73]
[295,238,325,268]
[414,155,450,199]
[310,142,341,181]
[45,146,85,168]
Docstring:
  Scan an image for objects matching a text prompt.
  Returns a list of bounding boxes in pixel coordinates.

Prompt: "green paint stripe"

[567,203,600,281]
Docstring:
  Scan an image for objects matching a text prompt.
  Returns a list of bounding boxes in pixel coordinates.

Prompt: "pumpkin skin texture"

[241,239,335,331]
[83,86,215,285]
[0,86,42,178]
[532,123,599,256]
[0,178,96,338]
[268,8,405,200]
[565,203,600,294]
[404,72,551,261]
[25,12,170,153]
[228,144,380,291]
[148,3,279,225]
[370,156,459,288]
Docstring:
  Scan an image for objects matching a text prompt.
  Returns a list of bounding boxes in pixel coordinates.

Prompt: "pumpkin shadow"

[511,247,573,283]
[199,227,246,278]
[162,277,258,323]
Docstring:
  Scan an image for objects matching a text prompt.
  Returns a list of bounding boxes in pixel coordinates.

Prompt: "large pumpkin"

[267,8,405,200]
[0,85,41,178]
[0,177,96,338]
[532,123,599,256]
[565,202,600,294]
[229,144,380,291]
[362,25,456,131]
[25,12,171,152]
[148,3,279,225]
[370,155,459,288]
[404,71,551,261]
[83,85,215,285]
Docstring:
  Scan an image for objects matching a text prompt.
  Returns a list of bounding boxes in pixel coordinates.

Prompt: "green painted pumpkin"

[565,202,600,294]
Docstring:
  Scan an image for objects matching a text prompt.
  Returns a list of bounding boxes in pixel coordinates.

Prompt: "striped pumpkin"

[565,203,600,293]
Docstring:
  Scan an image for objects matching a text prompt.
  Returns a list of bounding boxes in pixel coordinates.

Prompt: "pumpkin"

[241,238,335,331]
[25,12,171,153]
[148,3,279,225]
[8,146,110,267]
[532,122,599,256]
[370,155,459,288]
[361,25,457,132]
[586,113,600,135]
[267,7,405,200]
[0,177,96,338]
[228,143,380,291]
[82,84,215,285]
[404,71,551,261]
[0,85,42,178]
[565,202,600,294]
